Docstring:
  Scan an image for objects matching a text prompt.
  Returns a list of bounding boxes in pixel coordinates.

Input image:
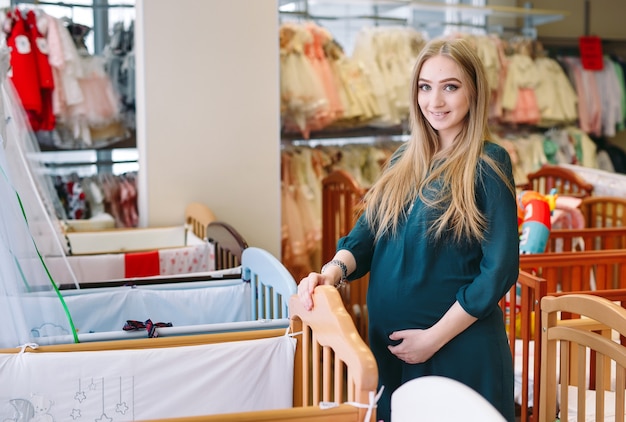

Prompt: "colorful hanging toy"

[517,188,557,255]
[507,188,557,339]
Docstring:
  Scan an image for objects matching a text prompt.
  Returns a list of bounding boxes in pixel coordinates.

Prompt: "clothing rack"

[539,37,626,58]
[279,1,567,37]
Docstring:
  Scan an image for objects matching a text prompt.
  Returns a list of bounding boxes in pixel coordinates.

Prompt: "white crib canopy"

[0,44,79,348]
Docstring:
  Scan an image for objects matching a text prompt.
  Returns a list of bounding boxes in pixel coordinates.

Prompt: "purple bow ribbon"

[123,319,173,338]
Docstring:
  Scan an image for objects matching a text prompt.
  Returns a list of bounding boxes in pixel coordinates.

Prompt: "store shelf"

[279,0,567,27]
[409,1,567,26]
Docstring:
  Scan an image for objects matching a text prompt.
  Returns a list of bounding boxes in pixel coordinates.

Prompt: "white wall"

[135,0,281,256]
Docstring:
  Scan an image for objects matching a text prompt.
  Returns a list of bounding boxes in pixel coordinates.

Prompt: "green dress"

[337,141,519,422]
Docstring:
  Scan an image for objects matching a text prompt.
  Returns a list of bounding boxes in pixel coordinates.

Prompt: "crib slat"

[344,360,354,403]
[596,265,608,290]
[264,284,271,318]
[271,289,278,318]
[312,331,321,405]
[616,366,625,422]
[333,356,341,403]
[575,345,586,422]
[322,345,332,403]
[594,349,605,422]
[560,339,570,422]
[301,324,311,406]
[249,272,258,319]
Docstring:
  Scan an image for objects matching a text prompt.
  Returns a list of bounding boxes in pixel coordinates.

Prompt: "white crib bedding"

[3,280,253,344]
[0,334,296,421]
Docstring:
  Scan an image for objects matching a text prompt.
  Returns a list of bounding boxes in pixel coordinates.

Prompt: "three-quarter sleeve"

[456,143,520,319]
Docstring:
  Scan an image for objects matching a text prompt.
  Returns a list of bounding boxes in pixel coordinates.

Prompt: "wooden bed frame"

[206,220,249,270]
[518,164,594,198]
[539,293,626,422]
[579,195,626,228]
[321,169,369,342]
[511,249,626,421]
[0,287,379,422]
[185,201,217,240]
[520,249,626,292]
[546,226,626,252]
[502,270,546,422]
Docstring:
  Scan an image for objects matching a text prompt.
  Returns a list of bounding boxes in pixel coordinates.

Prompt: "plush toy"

[517,189,557,254]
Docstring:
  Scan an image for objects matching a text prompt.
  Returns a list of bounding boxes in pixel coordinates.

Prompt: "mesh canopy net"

[0,44,79,347]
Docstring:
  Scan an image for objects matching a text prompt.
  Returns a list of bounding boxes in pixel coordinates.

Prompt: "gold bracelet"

[321,259,348,289]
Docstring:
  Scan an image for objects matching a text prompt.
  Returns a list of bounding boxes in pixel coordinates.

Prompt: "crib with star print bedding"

[506,248,626,422]
[1,246,296,346]
[0,286,379,422]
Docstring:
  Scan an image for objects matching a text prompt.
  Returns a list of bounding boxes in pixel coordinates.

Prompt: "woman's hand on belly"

[388,302,478,364]
[388,328,440,364]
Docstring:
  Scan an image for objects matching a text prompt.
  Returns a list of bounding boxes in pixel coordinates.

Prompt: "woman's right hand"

[297,272,333,311]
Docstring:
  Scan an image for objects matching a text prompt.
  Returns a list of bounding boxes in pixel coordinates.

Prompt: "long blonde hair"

[364,38,512,243]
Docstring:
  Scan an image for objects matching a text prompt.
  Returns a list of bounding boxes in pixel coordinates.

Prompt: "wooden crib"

[503,270,546,422]
[546,226,626,252]
[518,164,594,198]
[321,169,369,342]
[509,224,626,422]
[184,201,218,241]
[206,220,249,270]
[539,293,626,422]
[511,249,626,421]
[0,286,378,422]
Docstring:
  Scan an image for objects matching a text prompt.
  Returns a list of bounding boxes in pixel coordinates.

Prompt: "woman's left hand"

[388,329,440,364]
